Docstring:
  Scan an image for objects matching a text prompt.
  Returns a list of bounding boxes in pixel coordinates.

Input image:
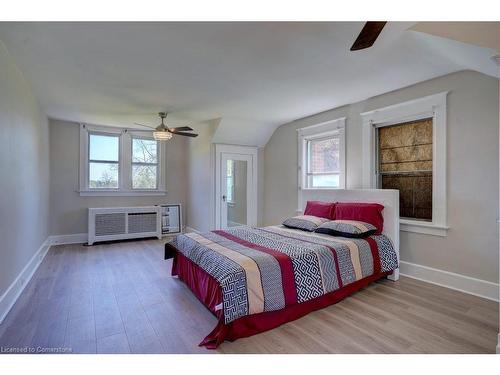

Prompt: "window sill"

[79,190,167,197]
[300,187,343,191]
[400,219,449,237]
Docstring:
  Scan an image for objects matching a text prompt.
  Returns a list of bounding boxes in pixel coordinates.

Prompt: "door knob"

[222,195,227,202]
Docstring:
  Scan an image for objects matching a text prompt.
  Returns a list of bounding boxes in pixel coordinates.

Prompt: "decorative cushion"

[303,201,336,219]
[282,215,330,232]
[315,220,377,238]
[334,202,384,234]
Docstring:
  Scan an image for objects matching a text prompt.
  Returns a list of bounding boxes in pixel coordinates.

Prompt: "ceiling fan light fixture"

[153,130,173,141]
[133,112,198,139]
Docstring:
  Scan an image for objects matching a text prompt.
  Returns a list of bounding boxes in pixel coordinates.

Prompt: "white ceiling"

[0,22,498,146]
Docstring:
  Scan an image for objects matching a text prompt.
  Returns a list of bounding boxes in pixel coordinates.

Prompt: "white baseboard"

[0,238,51,324]
[185,226,201,234]
[48,233,87,245]
[400,261,499,302]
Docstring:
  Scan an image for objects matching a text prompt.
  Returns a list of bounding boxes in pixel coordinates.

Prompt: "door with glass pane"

[220,153,252,228]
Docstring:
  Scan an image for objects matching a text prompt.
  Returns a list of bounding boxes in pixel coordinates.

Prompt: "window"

[80,124,166,196]
[306,136,341,188]
[298,117,346,190]
[226,159,235,203]
[361,92,448,236]
[132,138,158,189]
[88,133,120,189]
[377,118,433,221]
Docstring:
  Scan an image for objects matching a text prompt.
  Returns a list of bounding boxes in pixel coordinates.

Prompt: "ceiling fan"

[350,22,387,51]
[132,112,198,141]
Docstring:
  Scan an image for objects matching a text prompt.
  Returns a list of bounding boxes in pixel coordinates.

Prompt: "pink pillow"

[304,201,336,219]
[334,203,384,234]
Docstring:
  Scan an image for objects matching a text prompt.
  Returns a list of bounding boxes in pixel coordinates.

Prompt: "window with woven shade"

[377,118,433,221]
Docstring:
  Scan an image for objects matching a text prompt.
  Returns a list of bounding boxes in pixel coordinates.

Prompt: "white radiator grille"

[128,212,157,233]
[88,206,161,245]
[95,213,126,236]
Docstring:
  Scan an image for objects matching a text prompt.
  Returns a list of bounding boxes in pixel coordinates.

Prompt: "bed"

[165,189,400,349]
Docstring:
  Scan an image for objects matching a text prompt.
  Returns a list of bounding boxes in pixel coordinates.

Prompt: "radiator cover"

[88,206,161,245]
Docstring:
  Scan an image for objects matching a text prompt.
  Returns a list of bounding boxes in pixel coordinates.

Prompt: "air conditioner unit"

[88,206,162,245]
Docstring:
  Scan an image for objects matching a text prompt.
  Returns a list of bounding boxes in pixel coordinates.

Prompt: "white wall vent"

[88,206,161,245]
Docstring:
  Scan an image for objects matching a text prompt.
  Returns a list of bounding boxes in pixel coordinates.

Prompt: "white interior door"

[215,145,257,229]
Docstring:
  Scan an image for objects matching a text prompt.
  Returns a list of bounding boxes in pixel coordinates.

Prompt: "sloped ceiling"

[411,22,500,52]
[0,22,498,146]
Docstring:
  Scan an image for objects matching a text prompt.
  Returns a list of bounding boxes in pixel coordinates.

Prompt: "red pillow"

[304,201,336,219]
[334,203,384,234]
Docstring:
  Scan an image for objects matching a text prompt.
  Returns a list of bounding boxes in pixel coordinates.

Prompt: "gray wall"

[0,41,50,297]
[264,70,499,283]
[185,120,218,232]
[49,118,263,237]
[49,119,188,235]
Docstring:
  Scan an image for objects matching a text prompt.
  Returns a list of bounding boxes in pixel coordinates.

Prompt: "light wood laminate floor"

[0,239,497,354]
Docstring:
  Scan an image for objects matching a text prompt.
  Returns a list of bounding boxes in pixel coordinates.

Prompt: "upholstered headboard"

[299,189,400,280]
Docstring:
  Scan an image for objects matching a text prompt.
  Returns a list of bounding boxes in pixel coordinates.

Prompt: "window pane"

[308,174,340,188]
[132,138,158,163]
[132,165,157,189]
[378,118,433,221]
[227,176,234,202]
[226,160,234,202]
[308,137,339,173]
[89,134,119,161]
[89,162,119,188]
[381,173,432,220]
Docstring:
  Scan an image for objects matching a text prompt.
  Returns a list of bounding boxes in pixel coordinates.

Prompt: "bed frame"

[166,188,400,348]
[299,188,400,281]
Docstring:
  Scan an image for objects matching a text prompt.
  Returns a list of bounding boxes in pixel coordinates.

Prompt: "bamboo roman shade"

[378,118,433,221]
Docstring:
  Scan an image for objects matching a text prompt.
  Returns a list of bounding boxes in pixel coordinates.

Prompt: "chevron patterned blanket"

[171,226,398,324]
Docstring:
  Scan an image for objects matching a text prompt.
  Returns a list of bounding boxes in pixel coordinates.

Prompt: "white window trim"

[361,92,449,236]
[297,117,346,210]
[79,124,167,196]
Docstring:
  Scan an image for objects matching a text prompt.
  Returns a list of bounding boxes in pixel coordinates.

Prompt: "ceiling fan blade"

[169,126,194,132]
[170,131,198,138]
[133,122,156,129]
[350,21,387,51]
